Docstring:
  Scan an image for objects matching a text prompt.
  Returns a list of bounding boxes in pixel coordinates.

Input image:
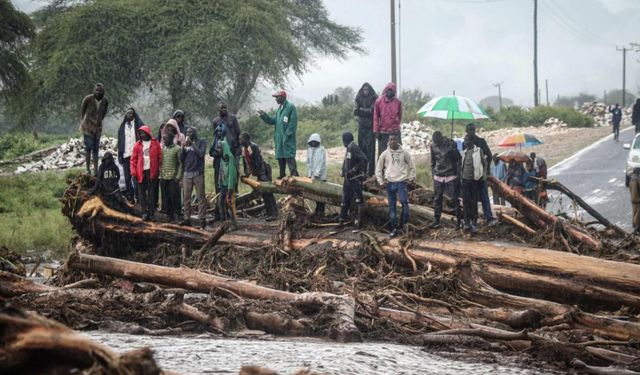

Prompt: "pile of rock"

[400,121,432,154]
[15,137,118,174]
[542,117,568,128]
[578,102,632,127]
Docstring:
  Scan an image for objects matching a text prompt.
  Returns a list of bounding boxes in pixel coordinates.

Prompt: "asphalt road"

[547,126,635,231]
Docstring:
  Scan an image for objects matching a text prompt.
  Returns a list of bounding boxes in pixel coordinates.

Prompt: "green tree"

[602,89,636,106]
[479,95,513,110]
[0,0,35,96]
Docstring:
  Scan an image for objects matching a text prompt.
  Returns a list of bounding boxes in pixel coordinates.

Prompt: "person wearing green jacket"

[257,90,299,179]
[217,139,238,230]
[159,133,183,223]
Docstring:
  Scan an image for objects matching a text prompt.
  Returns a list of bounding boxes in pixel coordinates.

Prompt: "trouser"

[183,173,206,220]
[524,189,536,202]
[491,185,505,205]
[122,157,134,199]
[213,157,221,219]
[479,180,494,221]
[358,125,375,177]
[462,178,482,223]
[633,203,640,232]
[138,170,157,217]
[635,122,640,134]
[160,179,181,220]
[377,131,402,157]
[102,190,130,214]
[613,123,620,140]
[257,164,278,217]
[219,186,237,225]
[277,158,299,178]
[386,181,409,229]
[340,178,363,221]
[433,178,459,223]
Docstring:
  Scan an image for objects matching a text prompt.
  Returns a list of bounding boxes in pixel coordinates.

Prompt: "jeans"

[340,178,363,220]
[160,179,181,219]
[183,173,206,220]
[358,126,375,177]
[377,131,402,157]
[277,158,299,178]
[479,180,494,221]
[83,133,100,158]
[433,178,459,222]
[491,185,505,205]
[462,178,482,223]
[386,181,409,229]
[138,170,158,217]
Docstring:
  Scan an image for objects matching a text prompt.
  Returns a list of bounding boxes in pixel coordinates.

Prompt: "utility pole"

[545,79,549,106]
[390,0,397,84]
[533,0,539,106]
[603,89,607,104]
[493,82,503,109]
[616,46,629,107]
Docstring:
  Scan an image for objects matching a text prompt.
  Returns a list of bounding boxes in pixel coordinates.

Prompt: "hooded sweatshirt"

[306,133,327,180]
[180,127,207,177]
[373,82,403,133]
[354,83,377,129]
[219,140,237,190]
[130,126,162,183]
[375,145,416,185]
[341,132,368,181]
[162,119,186,146]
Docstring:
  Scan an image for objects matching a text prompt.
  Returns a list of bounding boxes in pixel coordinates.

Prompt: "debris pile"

[14,137,117,174]
[542,117,568,128]
[578,101,632,127]
[400,121,432,154]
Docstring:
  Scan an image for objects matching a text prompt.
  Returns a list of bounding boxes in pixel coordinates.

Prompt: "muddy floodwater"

[84,332,558,374]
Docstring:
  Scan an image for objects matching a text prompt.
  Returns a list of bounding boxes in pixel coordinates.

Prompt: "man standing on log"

[630,167,640,234]
[180,127,207,229]
[159,133,183,223]
[466,123,497,227]
[354,82,377,176]
[461,134,486,234]
[240,132,278,221]
[376,134,416,237]
[258,90,298,179]
[373,82,403,157]
[130,126,162,221]
[218,139,238,231]
[117,108,142,202]
[339,131,368,229]
[80,83,109,176]
[429,131,461,229]
[306,133,327,216]
[210,102,241,221]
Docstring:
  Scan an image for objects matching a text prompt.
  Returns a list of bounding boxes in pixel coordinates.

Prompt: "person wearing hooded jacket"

[354,83,378,176]
[180,127,207,228]
[376,134,416,237]
[373,82,403,157]
[306,133,327,216]
[117,108,143,201]
[89,151,130,213]
[258,90,299,179]
[339,132,368,229]
[460,134,487,234]
[217,139,238,231]
[240,132,278,220]
[130,125,162,221]
[210,102,242,219]
[429,131,461,228]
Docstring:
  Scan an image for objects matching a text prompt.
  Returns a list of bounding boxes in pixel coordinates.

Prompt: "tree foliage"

[479,95,513,110]
[0,0,35,95]
[8,0,363,131]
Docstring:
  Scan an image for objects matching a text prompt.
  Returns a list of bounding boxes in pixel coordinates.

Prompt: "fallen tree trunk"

[0,271,57,297]
[67,252,361,342]
[487,176,601,250]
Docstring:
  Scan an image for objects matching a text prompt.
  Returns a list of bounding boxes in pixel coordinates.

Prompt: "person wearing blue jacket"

[490,154,507,205]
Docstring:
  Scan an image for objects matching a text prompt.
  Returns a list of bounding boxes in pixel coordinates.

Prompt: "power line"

[546,0,615,46]
[539,1,613,48]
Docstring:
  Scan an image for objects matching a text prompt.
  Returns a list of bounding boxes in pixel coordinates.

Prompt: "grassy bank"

[0,170,76,258]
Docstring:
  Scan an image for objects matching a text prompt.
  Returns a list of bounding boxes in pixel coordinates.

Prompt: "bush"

[491,105,593,128]
[0,133,71,160]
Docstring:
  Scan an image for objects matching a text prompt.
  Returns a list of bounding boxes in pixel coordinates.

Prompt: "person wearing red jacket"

[130,125,162,221]
[373,82,403,157]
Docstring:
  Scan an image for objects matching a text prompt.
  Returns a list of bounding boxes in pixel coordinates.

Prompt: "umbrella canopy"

[497,150,531,163]
[418,95,489,120]
[498,133,543,148]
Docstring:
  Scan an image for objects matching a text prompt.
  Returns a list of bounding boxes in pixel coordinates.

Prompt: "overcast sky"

[13,0,640,107]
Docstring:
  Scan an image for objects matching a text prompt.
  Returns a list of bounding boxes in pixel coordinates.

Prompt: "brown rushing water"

[84,332,558,374]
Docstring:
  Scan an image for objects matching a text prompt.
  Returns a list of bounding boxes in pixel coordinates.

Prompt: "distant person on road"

[117,108,143,202]
[240,133,278,221]
[354,82,378,176]
[523,160,538,202]
[130,125,162,221]
[609,103,622,141]
[339,131,368,230]
[530,152,548,208]
[159,132,183,223]
[466,123,497,226]
[376,134,416,237]
[258,90,298,179]
[180,127,207,228]
[632,99,640,134]
[373,82,403,157]
[461,134,486,234]
[306,133,327,216]
[80,83,109,176]
[429,131,461,229]
[629,167,640,234]
[491,154,507,206]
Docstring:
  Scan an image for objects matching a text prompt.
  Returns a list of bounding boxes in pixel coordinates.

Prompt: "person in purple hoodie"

[373,82,403,157]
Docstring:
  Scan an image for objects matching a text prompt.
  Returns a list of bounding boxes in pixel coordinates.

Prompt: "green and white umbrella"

[417,95,489,137]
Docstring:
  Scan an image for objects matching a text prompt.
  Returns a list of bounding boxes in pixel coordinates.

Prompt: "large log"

[487,176,601,249]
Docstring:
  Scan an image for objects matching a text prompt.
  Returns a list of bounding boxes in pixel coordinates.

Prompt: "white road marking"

[609,178,617,183]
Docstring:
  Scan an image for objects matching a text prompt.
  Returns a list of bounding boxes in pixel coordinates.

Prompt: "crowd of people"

[82,82,548,236]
